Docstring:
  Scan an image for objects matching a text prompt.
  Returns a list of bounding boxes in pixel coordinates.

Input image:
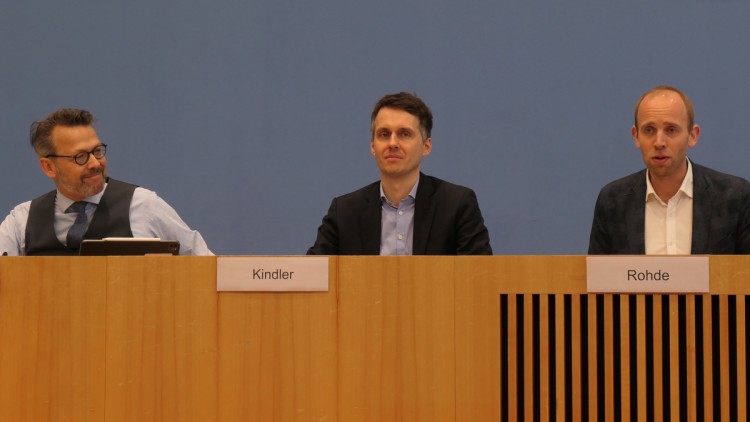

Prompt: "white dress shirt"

[644,161,693,255]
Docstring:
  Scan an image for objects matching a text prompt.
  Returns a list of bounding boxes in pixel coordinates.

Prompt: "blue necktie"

[66,201,89,249]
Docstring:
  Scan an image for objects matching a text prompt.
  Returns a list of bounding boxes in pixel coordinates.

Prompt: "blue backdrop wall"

[2,0,749,255]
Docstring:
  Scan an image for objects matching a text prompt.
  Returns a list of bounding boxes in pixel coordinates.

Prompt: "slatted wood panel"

[454,255,750,421]
[496,294,748,421]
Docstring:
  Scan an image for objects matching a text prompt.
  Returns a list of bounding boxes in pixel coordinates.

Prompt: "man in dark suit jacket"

[308,92,492,255]
[589,86,750,255]
[589,161,750,254]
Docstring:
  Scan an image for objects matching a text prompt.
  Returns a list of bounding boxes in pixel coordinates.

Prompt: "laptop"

[79,238,180,256]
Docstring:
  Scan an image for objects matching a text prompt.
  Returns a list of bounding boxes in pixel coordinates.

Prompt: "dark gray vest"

[25,179,137,256]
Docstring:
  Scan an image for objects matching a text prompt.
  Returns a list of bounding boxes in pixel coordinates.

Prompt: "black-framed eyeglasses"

[46,144,107,166]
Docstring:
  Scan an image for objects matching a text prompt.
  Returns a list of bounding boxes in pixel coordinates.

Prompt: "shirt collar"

[55,182,108,212]
[645,159,694,203]
[380,178,419,207]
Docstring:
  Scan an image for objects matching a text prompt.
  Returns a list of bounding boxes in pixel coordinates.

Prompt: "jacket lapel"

[626,173,647,254]
[360,182,383,255]
[690,163,713,254]
[413,173,435,255]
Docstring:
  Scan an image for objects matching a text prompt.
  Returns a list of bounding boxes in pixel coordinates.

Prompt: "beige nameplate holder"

[586,256,709,293]
[217,256,329,292]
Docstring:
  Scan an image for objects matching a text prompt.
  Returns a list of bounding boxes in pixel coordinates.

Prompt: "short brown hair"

[370,92,433,140]
[634,85,695,130]
[30,108,95,157]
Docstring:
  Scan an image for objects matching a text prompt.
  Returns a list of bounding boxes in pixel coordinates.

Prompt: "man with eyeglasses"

[0,108,212,256]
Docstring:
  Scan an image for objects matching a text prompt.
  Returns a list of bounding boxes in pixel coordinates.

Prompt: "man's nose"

[87,154,104,168]
[654,132,667,147]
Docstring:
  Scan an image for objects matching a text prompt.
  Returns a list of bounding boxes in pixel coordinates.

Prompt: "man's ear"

[39,157,57,179]
[422,137,432,157]
[631,126,640,149]
[688,124,700,148]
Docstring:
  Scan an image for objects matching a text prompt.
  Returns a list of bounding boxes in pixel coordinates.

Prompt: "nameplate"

[586,256,709,293]
[217,257,329,292]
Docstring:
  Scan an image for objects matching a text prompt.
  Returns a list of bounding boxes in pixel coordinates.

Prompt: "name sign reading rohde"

[217,256,329,292]
[586,256,709,293]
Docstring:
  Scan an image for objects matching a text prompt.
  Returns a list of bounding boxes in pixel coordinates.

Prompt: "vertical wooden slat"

[636,295,647,421]
[499,294,507,422]
[620,295,631,420]
[720,295,730,422]
[588,295,598,419]
[553,294,565,421]
[540,295,550,420]
[524,294,534,417]
[604,295,614,421]
[738,296,747,421]
[653,296,664,419]
[703,294,714,420]
[686,296,697,421]
[669,295,680,421]
[570,295,581,421]
[508,295,518,421]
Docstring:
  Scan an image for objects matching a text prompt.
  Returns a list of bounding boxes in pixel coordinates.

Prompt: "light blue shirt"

[0,182,212,256]
[379,180,418,255]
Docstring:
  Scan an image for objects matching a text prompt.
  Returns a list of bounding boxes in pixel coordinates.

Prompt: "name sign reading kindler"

[217,256,329,292]
[586,256,709,293]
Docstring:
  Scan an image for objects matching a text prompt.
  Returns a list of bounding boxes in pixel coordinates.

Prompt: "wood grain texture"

[0,257,107,421]
[105,256,218,421]
[1,255,749,421]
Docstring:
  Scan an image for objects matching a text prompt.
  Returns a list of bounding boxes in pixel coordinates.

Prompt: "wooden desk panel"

[216,259,337,421]
[336,257,456,422]
[1,255,749,421]
[0,257,107,421]
[105,256,218,421]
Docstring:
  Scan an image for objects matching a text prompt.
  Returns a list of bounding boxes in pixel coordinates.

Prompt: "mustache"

[81,169,104,178]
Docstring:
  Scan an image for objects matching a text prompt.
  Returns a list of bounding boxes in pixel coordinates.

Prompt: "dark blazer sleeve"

[737,193,750,253]
[414,175,492,255]
[733,185,750,253]
[306,197,340,255]
[691,163,750,254]
[587,170,646,255]
[307,182,382,255]
[454,188,493,255]
[587,190,610,255]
